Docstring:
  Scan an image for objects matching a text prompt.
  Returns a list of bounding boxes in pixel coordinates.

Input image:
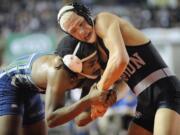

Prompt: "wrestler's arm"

[74,87,93,126]
[74,81,98,126]
[75,80,123,126]
[75,81,117,126]
[45,69,93,128]
[95,12,129,91]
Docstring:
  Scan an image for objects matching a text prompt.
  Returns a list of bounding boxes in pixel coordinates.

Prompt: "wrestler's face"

[63,12,97,43]
[82,54,101,77]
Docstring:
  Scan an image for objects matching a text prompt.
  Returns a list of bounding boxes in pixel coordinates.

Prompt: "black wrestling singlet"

[121,41,172,94]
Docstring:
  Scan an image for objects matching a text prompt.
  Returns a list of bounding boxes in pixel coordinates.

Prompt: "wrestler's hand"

[87,83,108,105]
[90,88,117,119]
[104,89,117,107]
[91,104,107,119]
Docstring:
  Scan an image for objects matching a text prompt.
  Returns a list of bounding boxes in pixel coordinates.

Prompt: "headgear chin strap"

[62,42,98,79]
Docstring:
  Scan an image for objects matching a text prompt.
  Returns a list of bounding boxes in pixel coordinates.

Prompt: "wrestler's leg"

[127,122,152,135]
[154,108,180,135]
[21,119,47,135]
[0,80,23,135]
[22,91,46,135]
[0,115,22,135]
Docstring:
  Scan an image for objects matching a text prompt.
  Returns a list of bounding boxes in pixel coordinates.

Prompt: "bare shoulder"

[96,12,149,45]
[47,56,69,82]
[95,12,119,37]
[96,12,116,18]
[47,56,79,90]
[96,12,135,30]
[95,12,130,26]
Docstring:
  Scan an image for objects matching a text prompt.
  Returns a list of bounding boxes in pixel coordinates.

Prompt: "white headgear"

[57,4,94,32]
[62,42,98,79]
[57,5,74,31]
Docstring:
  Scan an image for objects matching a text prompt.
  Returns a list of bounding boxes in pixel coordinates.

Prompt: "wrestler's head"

[55,35,101,79]
[57,3,97,43]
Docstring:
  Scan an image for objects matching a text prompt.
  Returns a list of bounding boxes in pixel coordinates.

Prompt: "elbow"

[114,53,129,70]
[120,56,129,69]
[120,51,129,66]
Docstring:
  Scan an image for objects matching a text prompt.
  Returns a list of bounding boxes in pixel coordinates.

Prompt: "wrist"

[83,95,93,107]
[97,81,103,91]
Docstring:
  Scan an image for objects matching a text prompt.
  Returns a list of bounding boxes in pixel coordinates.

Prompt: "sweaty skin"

[30,54,116,127]
[94,12,149,91]
[93,12,180,135]
[59,9,180,135]
[61,11,149,91]
[60,11,149,119]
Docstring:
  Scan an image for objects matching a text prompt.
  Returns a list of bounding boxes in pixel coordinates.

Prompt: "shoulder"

[95,12,120,37]
[95,12,128,24]
[47,55,67,77]
[95,12,119,25]
[94,12,149,45]
[47,56,79,89]
[96,12,116,18]
[95,12,133,28]
[94,12,130,36]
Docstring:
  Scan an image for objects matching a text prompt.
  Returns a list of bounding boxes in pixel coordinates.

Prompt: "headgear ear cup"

[62,42,98,79]
[62,55,82,73]
[62,42,82,73]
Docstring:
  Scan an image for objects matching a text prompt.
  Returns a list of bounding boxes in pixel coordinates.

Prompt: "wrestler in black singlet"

[97,38,180,132]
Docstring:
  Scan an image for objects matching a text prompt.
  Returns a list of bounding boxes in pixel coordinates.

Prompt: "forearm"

[97,53,128,91]
[96,16,130,91]
[46,96,91,128]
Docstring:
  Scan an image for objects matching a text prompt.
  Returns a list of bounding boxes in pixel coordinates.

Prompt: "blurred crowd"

[0,0,180,38]
[0,0,179,65]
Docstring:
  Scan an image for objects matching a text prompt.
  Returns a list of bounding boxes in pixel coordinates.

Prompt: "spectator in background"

[0,36,5,67]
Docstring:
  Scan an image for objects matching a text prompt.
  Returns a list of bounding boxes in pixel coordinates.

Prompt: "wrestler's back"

[31,55,60,90]
[31,54,79,91]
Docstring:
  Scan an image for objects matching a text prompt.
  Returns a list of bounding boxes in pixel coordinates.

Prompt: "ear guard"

[62,42,98,79]
[63,54,82,73]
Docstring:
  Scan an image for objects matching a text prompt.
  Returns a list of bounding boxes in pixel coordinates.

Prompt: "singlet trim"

[126,40,151,47]
[133,67,175,96]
